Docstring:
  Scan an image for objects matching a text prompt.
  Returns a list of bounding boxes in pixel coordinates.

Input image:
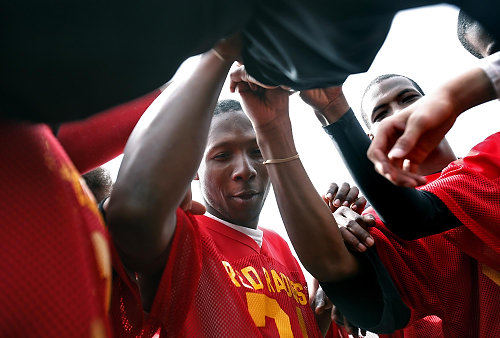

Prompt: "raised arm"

[300,88,461,240]
[56,90,161,174]
[230,77,410,332]
[235,86,357,282]
[107,41,238,274]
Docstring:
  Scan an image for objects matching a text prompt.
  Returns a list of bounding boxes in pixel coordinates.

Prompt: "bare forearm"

[444,67,496,115]
[108,51,231,265]
[255,118,358,281]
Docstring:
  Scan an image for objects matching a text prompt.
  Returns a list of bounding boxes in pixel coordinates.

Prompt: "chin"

[229,210,260,226]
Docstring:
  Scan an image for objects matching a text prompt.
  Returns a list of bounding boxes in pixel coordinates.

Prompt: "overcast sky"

[103,4,499,315]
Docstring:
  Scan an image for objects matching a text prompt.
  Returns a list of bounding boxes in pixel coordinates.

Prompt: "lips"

[232,190,259,200]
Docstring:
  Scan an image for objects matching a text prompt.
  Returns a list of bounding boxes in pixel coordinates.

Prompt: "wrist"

[255,118,297,159]
[444,67,496,117]
[206,49,234,67]
[253,111,291,134]
[316,97,350,125]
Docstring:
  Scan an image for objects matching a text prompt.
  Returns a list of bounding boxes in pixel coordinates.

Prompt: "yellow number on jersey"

[246,292,308,337]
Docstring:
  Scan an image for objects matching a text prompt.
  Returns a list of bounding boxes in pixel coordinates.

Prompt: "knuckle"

[347,220,358,229]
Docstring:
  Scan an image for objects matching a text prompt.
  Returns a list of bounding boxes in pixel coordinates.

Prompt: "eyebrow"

[371,88,416,121]
[208,138,259,152]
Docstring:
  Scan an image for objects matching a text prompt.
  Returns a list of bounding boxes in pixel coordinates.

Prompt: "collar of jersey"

[203,212,263,248]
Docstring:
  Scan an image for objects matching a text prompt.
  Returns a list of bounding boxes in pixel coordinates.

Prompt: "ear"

[194,173,199,180]
[367,133,374,141]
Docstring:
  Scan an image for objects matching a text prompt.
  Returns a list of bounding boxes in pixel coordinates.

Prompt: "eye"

[373,111,388,123]
[251,148,263,158]
[213,152,230,161]
[401,94,419,104]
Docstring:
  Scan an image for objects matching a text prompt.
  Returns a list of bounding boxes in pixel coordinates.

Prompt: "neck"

[205,205,260,230]
[418,139,457,176]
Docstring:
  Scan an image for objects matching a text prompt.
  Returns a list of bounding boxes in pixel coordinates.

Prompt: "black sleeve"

[323,109,461,240]
[320,248,410,333]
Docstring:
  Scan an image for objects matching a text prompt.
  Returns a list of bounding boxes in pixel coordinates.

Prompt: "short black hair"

[82,167,113,202]
[457,10,484,59]
[213,99,243,116]
[360,74,424,129]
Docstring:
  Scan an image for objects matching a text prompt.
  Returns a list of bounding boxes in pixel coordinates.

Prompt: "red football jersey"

[378,315,443,338]
[421,132,500,276]
[112,210,325,337]
[0,122,112,336]
[363,134,500,337]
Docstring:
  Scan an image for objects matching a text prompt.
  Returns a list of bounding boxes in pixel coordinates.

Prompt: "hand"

[230,65,279,92]
[213,33,243,62]
[333,206,375,252]
[299,87,350,125]
[309,279,334,336]
[179,187,206,215]
[230,66,290,130]
[332,307,367,338]
[309,279,366,338]
[323,182,367,213]
[367,92,456,187]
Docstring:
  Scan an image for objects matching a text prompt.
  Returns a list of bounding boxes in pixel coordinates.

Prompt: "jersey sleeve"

[57,90,160,174]
[364,207,470,327]
[110,208,202,337]
[420,132,500,271]
[320,245,410,334]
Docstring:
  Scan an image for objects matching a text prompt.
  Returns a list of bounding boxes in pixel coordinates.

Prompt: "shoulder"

[260,227,290,250]
[443,132,500,180]
[260,227,301,269]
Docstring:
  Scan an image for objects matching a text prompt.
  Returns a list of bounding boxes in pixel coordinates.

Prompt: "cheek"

[256,165,270,186]
[200,167,226,198]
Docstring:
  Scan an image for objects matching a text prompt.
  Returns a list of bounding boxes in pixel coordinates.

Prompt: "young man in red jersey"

[0,85,159,336]
[297,75,499,337]
[106,35,410,336]
[367,10,500,187]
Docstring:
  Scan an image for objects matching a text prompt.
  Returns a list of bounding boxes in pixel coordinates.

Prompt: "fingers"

[344,186,359,207]
[339,227,367,252]
[323,182,339,211]
[388,121,424,160]
[351,196,367,213]
[230,65,279,93]
[333,182,350,208]
[189,201,206,215]
[369,148,426,187]
[335,207,375,252]
[343,315,358,338]
[331,306,343,325]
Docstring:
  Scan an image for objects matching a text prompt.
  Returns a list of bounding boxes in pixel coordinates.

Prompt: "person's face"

[197,110,270,227]
[464,22,498,58]
[363,77,423,135]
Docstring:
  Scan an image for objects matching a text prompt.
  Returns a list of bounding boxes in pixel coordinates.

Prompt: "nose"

[232,154,257,181]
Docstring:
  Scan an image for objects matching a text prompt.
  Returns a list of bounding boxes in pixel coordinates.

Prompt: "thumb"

[188,201,206,215]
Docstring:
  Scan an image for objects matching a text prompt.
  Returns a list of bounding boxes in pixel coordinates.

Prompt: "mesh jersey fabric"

[378,315,443,338]
[420,132,500,275]
[111,209,328,337]
[363,171,500,337]
[0,122,112,336]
